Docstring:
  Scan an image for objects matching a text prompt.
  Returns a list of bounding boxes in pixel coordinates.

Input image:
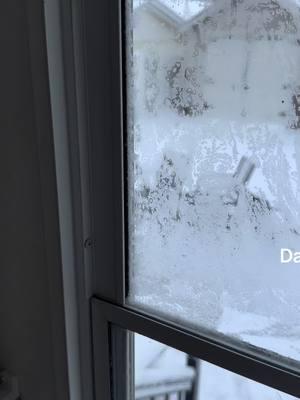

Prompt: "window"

[126,0,300,365]
[59,0,300,399]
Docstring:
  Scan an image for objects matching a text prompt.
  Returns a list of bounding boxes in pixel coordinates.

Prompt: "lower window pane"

[134,333,296,400]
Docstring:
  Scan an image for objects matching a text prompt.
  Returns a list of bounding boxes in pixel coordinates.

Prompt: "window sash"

[84,0,126,304]
[92,298,300,398]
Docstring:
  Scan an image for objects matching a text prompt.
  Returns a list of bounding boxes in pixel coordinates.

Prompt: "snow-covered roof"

[134,0,208,29]
[134,0,300,33]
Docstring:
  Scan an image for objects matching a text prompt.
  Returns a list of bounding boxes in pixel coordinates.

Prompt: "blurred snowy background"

[135,333,296,399]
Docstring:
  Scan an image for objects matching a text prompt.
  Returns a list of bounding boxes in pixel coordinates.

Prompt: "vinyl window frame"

[50,0,300,399]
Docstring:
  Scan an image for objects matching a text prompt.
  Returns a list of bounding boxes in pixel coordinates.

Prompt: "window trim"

[44,0,96,399]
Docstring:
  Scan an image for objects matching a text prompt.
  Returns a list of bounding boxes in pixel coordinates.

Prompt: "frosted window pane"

[126,0,300,362]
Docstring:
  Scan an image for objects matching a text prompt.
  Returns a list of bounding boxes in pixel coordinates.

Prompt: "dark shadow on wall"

[0,1,69,399]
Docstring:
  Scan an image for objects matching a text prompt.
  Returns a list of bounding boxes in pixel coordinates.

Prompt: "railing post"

[186,355,200,400]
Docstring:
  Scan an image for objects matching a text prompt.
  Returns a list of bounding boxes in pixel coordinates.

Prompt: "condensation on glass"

[126,0,300,362]
[134,333,296,400]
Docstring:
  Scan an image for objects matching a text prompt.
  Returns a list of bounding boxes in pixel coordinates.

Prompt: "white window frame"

[44,1,300,399]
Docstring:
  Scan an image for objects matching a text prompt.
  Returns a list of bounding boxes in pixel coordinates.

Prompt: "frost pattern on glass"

[127,0,300,362]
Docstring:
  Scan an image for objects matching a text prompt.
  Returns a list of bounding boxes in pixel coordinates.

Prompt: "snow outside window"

[126,0,300,364]
[134,333,297,400]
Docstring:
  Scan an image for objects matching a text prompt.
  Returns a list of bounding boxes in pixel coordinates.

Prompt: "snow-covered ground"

[198,360,296,400]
